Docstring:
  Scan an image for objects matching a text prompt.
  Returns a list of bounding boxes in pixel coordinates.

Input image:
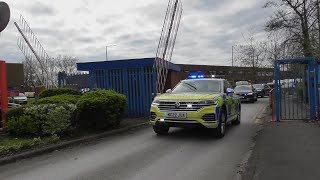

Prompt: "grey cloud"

[27,1,56,16]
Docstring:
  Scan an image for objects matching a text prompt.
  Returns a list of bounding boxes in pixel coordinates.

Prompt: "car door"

[264,84,271,95]
[224,81,235,119]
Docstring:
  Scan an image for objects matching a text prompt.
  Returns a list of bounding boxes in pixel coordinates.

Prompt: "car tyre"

[215,110,226,138]
[153,124,169,135]
[261,91,265,98]
[254,94,258,101]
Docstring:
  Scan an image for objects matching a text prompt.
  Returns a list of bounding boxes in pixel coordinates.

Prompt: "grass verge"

[0,135,59,157]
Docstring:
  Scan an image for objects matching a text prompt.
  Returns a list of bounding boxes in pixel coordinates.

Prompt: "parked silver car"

[13,93,28,104]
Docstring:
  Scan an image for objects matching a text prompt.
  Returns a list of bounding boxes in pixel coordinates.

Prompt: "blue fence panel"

[274,57,319,121]
[88,67,156,118]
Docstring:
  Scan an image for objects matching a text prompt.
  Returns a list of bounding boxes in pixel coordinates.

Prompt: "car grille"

[150,112,157,120]
[236,93,246,96]
[158,101,211,112]
[202,113,216,122]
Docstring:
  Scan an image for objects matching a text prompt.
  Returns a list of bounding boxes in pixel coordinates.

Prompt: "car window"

[172,80,221,93]
[235,85,252,91]
[253,84,264,89]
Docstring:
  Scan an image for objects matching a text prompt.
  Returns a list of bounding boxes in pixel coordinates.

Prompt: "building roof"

[77,58,181,71]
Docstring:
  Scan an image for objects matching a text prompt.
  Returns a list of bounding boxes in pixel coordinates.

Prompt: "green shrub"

[7,115,39,135]
[296,82,303,98]
[6,106,25,120]
[76,90,127,129]
[38,88,82,99]
[37,94,81,105]
[6,104,77,136]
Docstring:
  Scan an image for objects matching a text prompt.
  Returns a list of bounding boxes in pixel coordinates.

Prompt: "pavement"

[0,99,269,180]
[242,119,320,180]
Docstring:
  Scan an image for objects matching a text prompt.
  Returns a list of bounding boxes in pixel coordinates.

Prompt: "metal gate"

[274,58,318,121]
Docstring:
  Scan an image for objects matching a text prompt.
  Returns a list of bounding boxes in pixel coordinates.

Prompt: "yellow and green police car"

[150,78,241,138]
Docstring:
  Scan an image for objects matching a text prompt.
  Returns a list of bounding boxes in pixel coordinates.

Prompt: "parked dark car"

[253,84,272,98]
[235,85,257,103]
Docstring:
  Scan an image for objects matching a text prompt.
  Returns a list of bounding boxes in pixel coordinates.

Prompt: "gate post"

[274,61,280,121]
[308,58,318,120]
[0,61,8,128]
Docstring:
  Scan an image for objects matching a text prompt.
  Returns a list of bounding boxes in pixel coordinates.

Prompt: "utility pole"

[106,44,116,61]
[252,48,255,84]
[231,45,238,67]
[317,0,320,50]
[232,45,234,67]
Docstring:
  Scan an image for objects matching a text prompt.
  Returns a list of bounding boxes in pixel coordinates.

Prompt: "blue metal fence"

[77,58,180,118]
[274,57,319,121]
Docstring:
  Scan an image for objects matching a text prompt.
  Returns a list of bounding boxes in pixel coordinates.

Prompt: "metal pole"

[232,45,234,67]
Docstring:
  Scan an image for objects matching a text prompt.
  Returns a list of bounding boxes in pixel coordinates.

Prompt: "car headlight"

[151,99,160,106]
[247,92,253,95]
[200,98,218,106]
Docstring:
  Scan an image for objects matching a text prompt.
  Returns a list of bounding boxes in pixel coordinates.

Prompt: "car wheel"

[153,123,169,135]
[254,94,258,101]
[215,109,226,138]
[232,107,241,125]
[261,91,265,98]
[250,98,255,103]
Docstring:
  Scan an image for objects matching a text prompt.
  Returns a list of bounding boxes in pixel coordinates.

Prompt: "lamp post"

[106,44,116,61]
[232,45,237,67]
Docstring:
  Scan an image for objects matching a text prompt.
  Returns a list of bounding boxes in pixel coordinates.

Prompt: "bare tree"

[54,55,78,74]
[235,31,268,83]
[264,0,319,57]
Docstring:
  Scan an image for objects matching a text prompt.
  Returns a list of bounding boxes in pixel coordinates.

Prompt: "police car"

[150,77,241,138]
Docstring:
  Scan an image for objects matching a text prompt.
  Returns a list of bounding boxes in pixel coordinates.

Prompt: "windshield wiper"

[182,82,197,90]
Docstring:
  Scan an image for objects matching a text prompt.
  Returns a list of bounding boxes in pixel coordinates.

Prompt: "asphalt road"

[0,98,269,180]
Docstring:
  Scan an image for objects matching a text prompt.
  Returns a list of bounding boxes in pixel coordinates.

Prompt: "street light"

[232,45,237,67]
[106,44,116,61]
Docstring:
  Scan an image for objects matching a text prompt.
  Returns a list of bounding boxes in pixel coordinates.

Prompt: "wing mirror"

[165,89,172,93]
[227,88,234,95]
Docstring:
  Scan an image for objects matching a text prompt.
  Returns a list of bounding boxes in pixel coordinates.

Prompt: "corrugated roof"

[77,58,180,71]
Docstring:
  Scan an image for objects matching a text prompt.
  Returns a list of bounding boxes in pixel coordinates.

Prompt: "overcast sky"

[0,0,273,66]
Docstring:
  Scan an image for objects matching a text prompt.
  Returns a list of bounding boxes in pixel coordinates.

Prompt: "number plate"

[166,112,187,118]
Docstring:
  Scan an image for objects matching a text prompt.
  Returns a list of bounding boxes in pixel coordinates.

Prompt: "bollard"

[270,89,276,121]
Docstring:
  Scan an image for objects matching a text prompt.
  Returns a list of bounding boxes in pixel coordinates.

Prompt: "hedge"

[38,88,82,99]
[6,104,77,136]
[37,94,81,105]
[76,90,127,129]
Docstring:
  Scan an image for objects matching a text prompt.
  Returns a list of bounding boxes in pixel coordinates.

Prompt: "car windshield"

[18,93,25,97]
[253,84,264,89]
[235,85,252,91]
[172,80,221,93]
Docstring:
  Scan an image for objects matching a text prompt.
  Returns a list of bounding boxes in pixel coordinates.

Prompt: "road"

[0,99,268,180]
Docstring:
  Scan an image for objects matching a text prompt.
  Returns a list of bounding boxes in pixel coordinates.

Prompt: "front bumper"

[238,94,254,101]
[256,91,264,96]
[150,106,219,129]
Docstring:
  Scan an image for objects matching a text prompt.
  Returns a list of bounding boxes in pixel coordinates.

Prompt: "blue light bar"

[189,74,205,79]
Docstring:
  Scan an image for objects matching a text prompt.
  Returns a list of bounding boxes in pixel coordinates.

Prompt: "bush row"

[6,89,127,136]
[6,104,77,136]
[38,88,82,99]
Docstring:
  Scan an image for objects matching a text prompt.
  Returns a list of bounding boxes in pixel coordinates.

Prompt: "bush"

[76,90,127,129]
[6,104,77,136]
[38,88,82,99]
[6,106,25,120]
[37,94,81,105]
[6,115,39,135]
